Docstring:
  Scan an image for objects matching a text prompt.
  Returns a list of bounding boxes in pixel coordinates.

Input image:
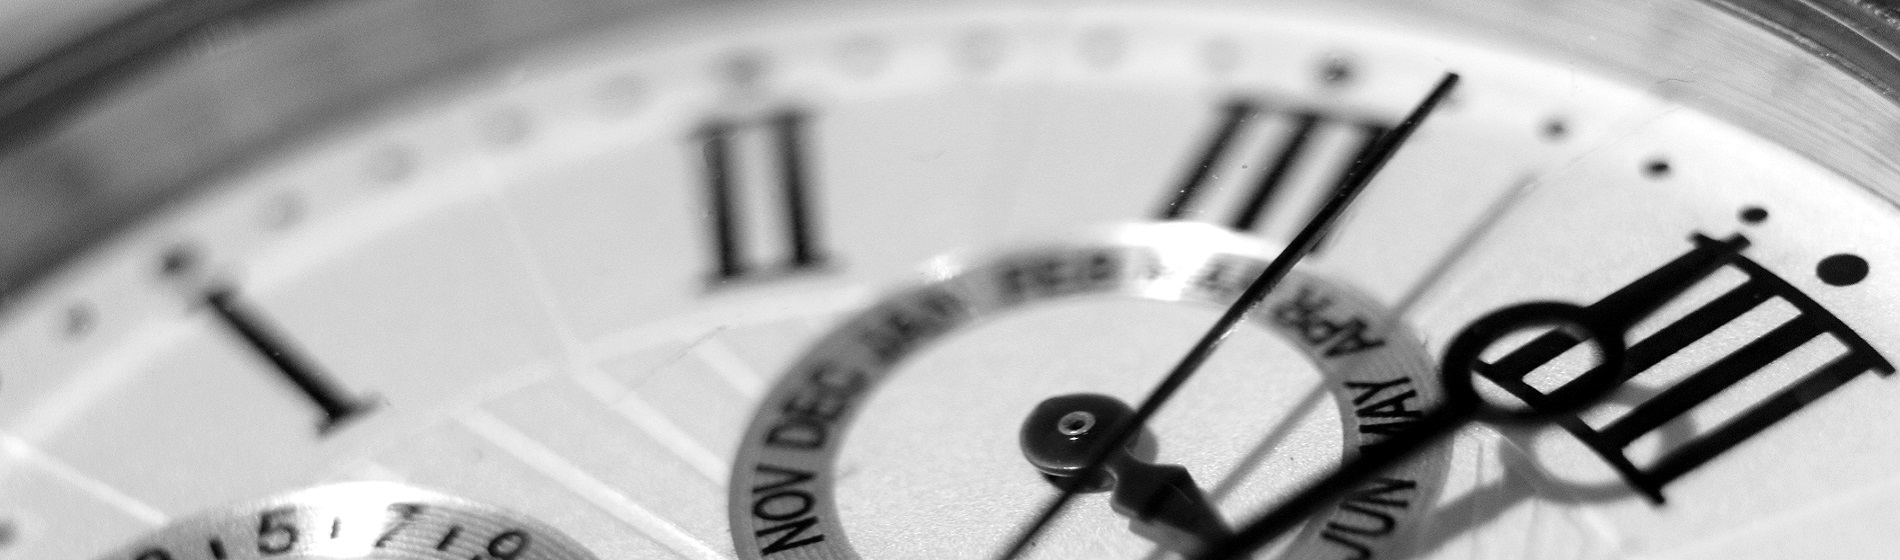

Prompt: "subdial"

[92,482,597,560]
[729,224,1447,559]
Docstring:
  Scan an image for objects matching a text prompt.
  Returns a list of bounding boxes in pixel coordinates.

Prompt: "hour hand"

[1021,393,1232,555]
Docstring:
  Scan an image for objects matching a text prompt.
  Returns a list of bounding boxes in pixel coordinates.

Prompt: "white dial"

[1,1,1899,559]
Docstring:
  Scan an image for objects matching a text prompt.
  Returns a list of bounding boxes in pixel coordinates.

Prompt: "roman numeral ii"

[695,109,827,284]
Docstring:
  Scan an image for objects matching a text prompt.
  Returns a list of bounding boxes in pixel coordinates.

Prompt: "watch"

[3,0,1899,558]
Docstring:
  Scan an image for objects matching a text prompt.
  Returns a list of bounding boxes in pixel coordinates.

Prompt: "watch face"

[4,0,1900,559]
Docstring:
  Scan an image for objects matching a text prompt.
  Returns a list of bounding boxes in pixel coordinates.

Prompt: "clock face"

[4,0,1900,559]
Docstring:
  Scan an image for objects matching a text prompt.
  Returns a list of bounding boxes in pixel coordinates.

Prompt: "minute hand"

[993,72,1462,560]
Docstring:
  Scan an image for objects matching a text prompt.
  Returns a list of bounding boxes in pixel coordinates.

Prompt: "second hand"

[992,71,1462,560]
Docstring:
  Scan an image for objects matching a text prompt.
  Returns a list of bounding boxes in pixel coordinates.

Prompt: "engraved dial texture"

[2,1,1900,559]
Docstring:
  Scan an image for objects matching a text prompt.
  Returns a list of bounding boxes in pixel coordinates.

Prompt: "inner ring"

[728,225,1453,560]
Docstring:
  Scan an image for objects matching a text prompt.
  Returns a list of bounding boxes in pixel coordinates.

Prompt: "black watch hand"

[1022,393,1232,556]
[993,72,1461,560]
[1194,302,1635,560]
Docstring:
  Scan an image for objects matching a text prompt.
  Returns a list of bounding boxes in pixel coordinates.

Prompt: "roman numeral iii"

[1157,98,1390,246]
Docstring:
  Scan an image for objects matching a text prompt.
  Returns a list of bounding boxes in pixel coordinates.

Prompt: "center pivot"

[1020,393,1233,555]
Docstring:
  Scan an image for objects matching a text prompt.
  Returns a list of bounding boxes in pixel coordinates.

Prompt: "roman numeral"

[1478,234,1893,502]
[696,109,828,285]
[1156,99,1389,245]
[206,287,376,435]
